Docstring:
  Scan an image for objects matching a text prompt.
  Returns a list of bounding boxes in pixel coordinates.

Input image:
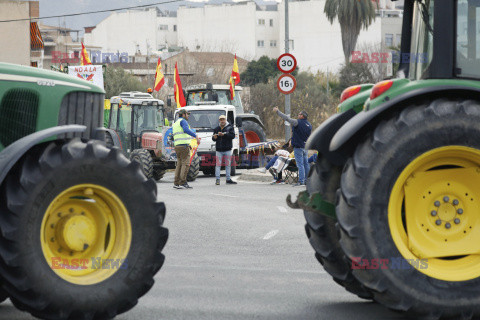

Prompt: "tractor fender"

[104,128,122,148]
[0,125,86,185]
[305,108,357,166]
[238,114,265,129]
[330,85,480,153]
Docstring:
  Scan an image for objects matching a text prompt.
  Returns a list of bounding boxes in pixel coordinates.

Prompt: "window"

[269,19,273,27]
[270,40,277,47]
[158,24,168,30]
[456,0,480,78]
[385,33,393,47]
[258,19,265,25]
[174,25,177,32]
[257,40,264,47]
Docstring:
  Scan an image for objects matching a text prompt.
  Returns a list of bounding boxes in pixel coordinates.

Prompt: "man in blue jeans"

[273,107,312,186]
[212,115,237,185]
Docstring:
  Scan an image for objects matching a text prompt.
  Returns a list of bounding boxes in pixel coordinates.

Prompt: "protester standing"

[273,107,312,186]
[172,109,201,189]
[212,115,237,185]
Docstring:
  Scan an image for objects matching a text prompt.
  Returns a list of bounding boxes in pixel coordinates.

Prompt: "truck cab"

[174,103,241,175]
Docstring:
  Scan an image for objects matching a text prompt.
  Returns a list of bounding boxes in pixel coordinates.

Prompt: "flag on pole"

[231,54,240,85]
[154,58,165,92]
[80,43,92,66]
[174,62,186,108]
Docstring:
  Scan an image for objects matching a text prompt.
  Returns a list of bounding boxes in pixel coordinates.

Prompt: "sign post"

[277,53,297,141]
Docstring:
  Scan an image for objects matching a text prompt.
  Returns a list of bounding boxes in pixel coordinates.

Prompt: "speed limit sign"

[277,53,297,73]
[277,74,297,95]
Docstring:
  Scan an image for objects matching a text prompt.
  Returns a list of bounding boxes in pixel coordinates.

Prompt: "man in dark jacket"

[273,107,312,186]
[212,115,237,185]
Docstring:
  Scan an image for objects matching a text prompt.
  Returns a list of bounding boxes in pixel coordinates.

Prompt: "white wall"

[156,16,178,50]
[0,1,30,65]
[255,10,280,59]
[177,2,257,60]
[85,9,157,56]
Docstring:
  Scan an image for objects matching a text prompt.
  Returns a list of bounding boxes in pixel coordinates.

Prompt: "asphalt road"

[0,170,406,320]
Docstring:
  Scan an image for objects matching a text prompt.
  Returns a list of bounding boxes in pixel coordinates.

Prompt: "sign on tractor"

[277,73,297,95]
[277,53,297,73]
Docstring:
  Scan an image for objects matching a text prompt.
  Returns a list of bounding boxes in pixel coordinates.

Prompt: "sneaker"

[270,180,278,185]
[182,183,193,189]
[173,185,181,189]
[216,179,220,185]
[257,167,267,173]
[226,179,237,185]
[276,180,285,184]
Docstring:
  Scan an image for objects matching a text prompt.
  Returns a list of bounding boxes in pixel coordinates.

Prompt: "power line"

[0,0,186,23]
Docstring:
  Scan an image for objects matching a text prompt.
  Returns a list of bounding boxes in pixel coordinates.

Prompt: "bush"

[104,67,146,98]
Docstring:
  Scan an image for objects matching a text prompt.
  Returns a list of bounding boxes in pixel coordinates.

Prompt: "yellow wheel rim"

[389,146,480,281]
[41,184,132,285]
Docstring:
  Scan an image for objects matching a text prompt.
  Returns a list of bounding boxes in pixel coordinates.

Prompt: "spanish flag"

[81,43,92,66]
[154,58,165,92]
[174,62,186,108]
[231,54,240,85]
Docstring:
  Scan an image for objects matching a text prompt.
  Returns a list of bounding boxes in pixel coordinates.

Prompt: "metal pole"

[284,0,291,142]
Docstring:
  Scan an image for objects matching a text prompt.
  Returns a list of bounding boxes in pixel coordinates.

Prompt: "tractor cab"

[184,83,245,115]
[108,92,166,154]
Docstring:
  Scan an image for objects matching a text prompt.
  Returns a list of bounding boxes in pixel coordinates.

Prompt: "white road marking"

[211,193,239,198]
[277,206,288,213]
[263,229,279,240]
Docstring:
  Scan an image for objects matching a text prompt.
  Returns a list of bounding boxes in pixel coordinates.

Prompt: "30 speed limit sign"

[277,53,297,73]
[277,74,297,95]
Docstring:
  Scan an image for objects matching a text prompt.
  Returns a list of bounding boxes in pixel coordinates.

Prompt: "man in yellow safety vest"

[172,109,200,189]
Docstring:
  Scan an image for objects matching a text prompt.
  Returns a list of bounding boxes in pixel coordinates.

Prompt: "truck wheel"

[202,168,215,176]
[187,153,200,182]
[337,99,480,318]
[0,139,168,320]
[153,169,166,181]
[242,120,267,143]
[130,149,153,179]
[304,157,372,299]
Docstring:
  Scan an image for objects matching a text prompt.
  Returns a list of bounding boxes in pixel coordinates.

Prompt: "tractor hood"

[0,62,104,94]
[142,132,163,156]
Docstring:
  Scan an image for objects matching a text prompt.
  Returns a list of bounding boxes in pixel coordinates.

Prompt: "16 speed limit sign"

[277,74,297,95]
[277,53,297,73]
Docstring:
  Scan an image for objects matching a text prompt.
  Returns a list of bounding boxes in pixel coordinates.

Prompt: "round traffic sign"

[277,74,297,95]
[277,53,297,73]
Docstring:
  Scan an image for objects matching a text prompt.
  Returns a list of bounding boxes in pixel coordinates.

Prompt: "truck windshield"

[456,0,480,79]
[409,0,434,80]
[186,90,243,113]
[133,105,160,135]
[176,110,226,129]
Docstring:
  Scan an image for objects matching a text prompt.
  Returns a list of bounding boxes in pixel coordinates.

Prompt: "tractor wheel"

[242,120,267,143]
[187,153,200,182]
[304,157,372,299]
[337,99,480,318]
[153,169,166,181]
[130,149,154,179]
[0,139,168,320]
[105,131,114,148]
[0,287,8,303]
[202,168,215,176]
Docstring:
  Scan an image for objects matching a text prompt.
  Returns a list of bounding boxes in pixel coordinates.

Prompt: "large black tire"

[202,168,215,176]
[187,153,200,182]
[304,157,372,299]
[0,287,8,303]
[337,99,480,319]
[242,120,267,142]
[0,139,168,320]
[153,169,166,181]
[130,149,154,180]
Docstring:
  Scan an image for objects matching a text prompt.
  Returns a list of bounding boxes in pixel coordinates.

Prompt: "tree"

[104,67,146,98]
[240,56,279,86]
[338,61,375,91]
[324,0,377,64]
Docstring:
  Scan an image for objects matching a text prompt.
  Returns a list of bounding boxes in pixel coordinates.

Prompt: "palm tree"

[324,0,378,64]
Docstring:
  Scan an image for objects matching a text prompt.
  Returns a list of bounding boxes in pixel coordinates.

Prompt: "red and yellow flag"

[174,62,186,108]
[231,54,240,85]
[81,42,92,66]
[154,58,165,92]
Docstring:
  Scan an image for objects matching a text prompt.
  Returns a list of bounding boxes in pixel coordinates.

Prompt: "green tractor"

[0,63,168,319]
[290,0,480,318]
